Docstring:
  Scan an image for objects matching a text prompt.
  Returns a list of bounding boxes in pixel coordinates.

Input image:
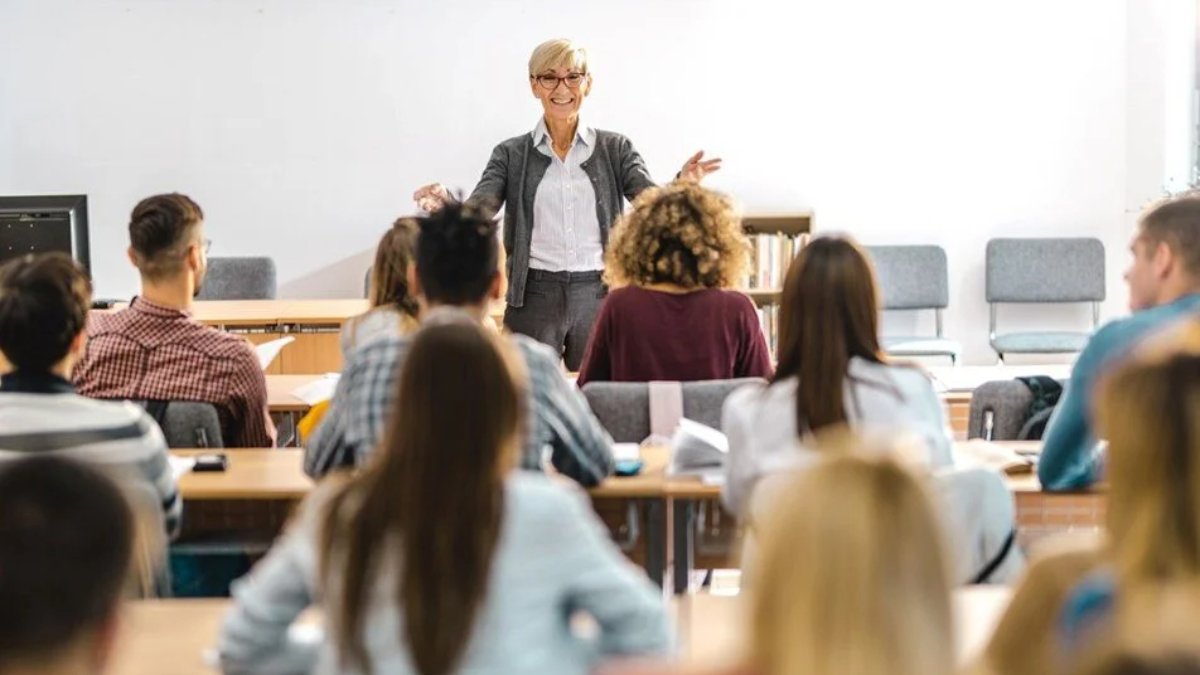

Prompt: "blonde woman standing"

[413,38,720,370]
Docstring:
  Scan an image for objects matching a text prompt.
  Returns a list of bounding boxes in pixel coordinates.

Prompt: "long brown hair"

[367,218,420,319]
[319,322,525,675]
[773,235,886,434]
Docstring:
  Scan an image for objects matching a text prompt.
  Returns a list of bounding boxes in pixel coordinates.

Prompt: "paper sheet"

[169,456,196,481]
[254,336,295,370]
[292,373,340,406]
[612,443,641,462]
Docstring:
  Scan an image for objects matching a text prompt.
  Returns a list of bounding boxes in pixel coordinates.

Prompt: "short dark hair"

[415,201,501,305]
[1140,194,1200,279]
[0,456,134,668]
[0,253,92,372]
[128,193,204,280]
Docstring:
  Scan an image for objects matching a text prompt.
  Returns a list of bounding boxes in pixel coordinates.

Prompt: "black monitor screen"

[0,195,90,275]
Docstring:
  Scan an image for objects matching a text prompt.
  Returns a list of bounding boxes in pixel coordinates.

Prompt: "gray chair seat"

[582,379,764,443]
[882,336,963,360]
[135,400,224,448]
[989,331,1090,355]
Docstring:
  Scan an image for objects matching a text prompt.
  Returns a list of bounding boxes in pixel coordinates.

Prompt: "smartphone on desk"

[614,459,644,477]
[193,453,228,472]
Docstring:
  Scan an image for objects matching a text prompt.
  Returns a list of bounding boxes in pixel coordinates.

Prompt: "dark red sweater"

[576,286,773,386]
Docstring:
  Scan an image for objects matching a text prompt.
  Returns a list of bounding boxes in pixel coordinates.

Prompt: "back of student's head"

[127,192,205,280]
[321,320,525,675]
[0,252,92,373]
[368,217,420,318]
[1099,323,1200,585]
[749,450,954,675]
[0,455,134,672]
[415,201,501,306]
[774,235,885,434]
[604,182,750,289]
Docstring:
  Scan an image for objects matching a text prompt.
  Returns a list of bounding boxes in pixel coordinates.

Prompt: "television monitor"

[0,194,90,275]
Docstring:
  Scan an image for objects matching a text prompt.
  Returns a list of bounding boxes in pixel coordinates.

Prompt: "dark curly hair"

[0,253,92,372]
[415,200,501,305]
[604,182,749,289]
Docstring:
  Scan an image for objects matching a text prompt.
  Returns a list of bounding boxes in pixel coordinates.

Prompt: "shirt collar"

[130,296,193,319]
[532,117,595,151]
[0,370,76,395]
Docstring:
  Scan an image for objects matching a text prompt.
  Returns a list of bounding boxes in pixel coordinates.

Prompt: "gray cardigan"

[466,130,656,308]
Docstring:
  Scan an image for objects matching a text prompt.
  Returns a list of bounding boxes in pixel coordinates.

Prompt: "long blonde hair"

[749,451,955,675]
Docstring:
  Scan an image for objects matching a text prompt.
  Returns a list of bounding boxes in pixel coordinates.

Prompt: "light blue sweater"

[218,473,671,675]
[1038,293,1200,491]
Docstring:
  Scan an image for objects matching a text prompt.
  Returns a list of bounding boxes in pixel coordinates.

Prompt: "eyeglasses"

[532,72,587,90]
[201,239,212,255]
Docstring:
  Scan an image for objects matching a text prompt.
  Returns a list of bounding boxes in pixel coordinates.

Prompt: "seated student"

[220,322,670,674]
[576,183,771,386]
[0,455,135,675]
[0,253,180,534]
[73,193,274,447]
[305,202,614,484]
[721,235,954,516]
[341,218,421,357]
[1039,193,1200,491]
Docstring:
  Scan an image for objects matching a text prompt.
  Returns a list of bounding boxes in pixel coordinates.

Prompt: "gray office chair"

[867,245,961,364]
[581,379,764,442]
[138,401,224,448]
[196,257,278,300]
[986,238,1105,361]
[967,379,1067,441]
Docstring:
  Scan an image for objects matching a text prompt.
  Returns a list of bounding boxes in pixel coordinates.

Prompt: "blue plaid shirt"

[305,316,614,486]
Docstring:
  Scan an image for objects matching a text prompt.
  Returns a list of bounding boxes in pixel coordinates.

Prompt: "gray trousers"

[503,269,605,371]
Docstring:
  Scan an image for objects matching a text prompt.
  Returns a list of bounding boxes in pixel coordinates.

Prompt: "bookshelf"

[741,213,812,355]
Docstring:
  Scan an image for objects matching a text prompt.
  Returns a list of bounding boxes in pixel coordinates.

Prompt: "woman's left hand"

[677,150,723,183]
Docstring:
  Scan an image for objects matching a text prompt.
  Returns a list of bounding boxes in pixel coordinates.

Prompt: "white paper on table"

[169,456,196,481]
[254,336,295,370]
[612,443,641,462]
[291,373,341,406]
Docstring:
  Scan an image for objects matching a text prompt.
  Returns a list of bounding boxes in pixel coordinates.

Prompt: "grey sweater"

[467,130,656,308]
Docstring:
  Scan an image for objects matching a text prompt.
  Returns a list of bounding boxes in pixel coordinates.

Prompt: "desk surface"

[266,374,329,413]
[175,442,1047,502]
[108,586,1010,674]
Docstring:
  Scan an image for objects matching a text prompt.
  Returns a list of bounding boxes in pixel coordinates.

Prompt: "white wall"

[0,0,1193,363]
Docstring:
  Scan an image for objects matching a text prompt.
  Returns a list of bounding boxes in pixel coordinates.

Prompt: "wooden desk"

[109,586,1008,675]
[176,450,311,501]
[267,374,328,414]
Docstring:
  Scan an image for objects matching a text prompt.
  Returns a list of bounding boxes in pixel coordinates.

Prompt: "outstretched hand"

[413,183,450,213]
[677,150,722,184]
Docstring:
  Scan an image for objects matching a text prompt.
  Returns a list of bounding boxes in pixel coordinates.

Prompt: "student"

[721,235,954,516]
[73,193,276,447]
[0,455,135,675]
[341,218,421,357]
[220,322,670,674]
[0,253,181,534]
[576,183,771,386]
[1039,193,1200,491]
[305,202,614,483]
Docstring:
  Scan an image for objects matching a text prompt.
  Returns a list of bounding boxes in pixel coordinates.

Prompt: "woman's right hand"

[413,183,450,212]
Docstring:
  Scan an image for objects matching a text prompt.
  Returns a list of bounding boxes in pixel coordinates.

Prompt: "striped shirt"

[74,296,276,448]
[529,117,604,272]
[304,307,615,485]
[0,372,182,534]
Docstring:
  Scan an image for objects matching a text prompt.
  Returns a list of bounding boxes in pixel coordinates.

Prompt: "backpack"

[1014,375,1064,441]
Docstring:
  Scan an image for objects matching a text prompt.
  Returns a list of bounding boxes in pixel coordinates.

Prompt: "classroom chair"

[138,400,224,448]
[986,238,1105,361]
[581,378,764,442]
[866,244,961,364]
[196,257,277,300]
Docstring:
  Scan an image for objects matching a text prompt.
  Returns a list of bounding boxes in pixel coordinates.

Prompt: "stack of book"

[744,233,807,355]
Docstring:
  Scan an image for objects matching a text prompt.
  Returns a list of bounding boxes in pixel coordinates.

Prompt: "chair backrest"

[866,245,949,310]
[986,238,1105,304]
[196,257,278,300]
[582,378,765,443]
[966,379,1064,441]
[140,401,224,448]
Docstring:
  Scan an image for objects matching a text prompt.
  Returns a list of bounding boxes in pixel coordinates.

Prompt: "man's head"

[0,253,92,376]
[0,456,134,673]
[127,193,207,296]
[1127,194,1200,311]
[412,201,504,309]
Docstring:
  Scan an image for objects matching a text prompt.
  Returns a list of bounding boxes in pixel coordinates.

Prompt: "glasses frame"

[531,71,588,90]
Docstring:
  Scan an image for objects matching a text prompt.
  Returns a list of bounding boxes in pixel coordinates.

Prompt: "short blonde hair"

[528,39,588,75]
[750,451,955,675]
[604,183,750,289]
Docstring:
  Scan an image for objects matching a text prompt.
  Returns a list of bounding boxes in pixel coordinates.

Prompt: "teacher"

[413,38,720,370]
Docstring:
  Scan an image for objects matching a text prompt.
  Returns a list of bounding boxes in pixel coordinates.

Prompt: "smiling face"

[530,65,591,123]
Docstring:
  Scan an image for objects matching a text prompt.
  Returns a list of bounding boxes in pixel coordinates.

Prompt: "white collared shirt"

[529,117,604,272]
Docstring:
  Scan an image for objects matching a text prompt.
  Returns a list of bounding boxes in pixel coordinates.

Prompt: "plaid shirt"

[74,297,276,448]
[305,310,614,486]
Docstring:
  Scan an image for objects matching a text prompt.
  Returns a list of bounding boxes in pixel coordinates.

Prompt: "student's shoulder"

[509,333,564,373]
[715,288,759,314]
[505,472,590,523]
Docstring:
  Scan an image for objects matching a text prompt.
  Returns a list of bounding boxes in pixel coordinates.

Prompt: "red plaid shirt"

[74,297,277,447]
